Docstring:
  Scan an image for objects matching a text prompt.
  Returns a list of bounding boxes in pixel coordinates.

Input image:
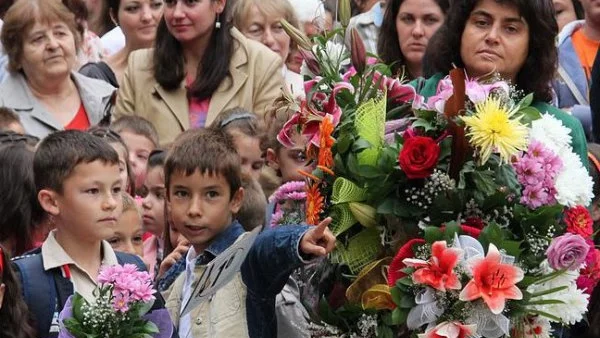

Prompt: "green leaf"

[525,299,565,306]
[391,308,408,325]
[336,134,353,153]
[411,118,435,132]
[141,321,159,334]
[135,299,155,317]
[518,93,534,108]
[529,285,569,298]
[71,293,87,322]
[347,153,360,176]
[479,223,504,249]
[527,309,563,322]
[499,240,522,259]
[472,170,498,197]
[390,287,403,306]
[352,138,373,152]
[425,226,444,243]
[399,294,415,309]
[438,137,453,161]
[444,223,461,242]
[377,325,395,338]
[494,164,520,193]
[519,106,542,126]
[357,165,382,178]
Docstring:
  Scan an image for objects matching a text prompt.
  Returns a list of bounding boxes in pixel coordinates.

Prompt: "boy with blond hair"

[163,128,335,337]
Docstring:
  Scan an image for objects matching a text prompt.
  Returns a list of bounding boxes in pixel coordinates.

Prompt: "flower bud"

[339,0,351,28]
[350,28,367,74]
[281,19,312,51]
[299,49,320,75]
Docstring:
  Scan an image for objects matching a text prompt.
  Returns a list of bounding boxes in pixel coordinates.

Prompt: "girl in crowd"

[0,245,37,338]
[114,0,284,144]
[232,0,305,97]
[107,193,145,257]
[141,149,167,276]
[80,0,164,87]
[378,0,449,79]
[209,107,266,181]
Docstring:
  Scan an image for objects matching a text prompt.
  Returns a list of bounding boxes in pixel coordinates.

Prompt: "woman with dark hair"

[378,0,449,79]
[114,0,284,144]
[83,0,116,37]
[417,0,588,165]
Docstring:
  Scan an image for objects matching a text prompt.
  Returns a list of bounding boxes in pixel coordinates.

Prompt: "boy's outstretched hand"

[300,217,336,257]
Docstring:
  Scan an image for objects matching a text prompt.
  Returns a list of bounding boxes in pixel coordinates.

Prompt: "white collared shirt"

[179,246,200,338]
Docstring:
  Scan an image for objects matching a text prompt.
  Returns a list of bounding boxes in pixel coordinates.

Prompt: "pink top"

[186,77,211,128]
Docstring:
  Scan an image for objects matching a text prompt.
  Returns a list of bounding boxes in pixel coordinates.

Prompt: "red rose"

[398,136,441,179]
[565,206,594,238]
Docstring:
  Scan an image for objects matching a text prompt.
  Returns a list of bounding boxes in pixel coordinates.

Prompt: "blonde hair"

[231,0,301,50]
[122,193,141,218]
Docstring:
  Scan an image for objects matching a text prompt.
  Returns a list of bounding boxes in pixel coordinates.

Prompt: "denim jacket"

[553,20,593,140]
[164,221,311,338]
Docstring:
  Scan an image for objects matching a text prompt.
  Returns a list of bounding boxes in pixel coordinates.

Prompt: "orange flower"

[306,183,325,225]
[318,116,335,168]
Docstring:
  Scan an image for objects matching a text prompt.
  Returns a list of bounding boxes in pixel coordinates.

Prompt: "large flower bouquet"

[278,6,598,337]
[58,264,173,338]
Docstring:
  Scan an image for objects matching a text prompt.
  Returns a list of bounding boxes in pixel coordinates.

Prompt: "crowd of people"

[0,0,600,337]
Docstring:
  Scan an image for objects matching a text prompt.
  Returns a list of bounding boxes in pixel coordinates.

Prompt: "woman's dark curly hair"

[425,0,558,103]
[0,247,37,338]
[378,0,450,79]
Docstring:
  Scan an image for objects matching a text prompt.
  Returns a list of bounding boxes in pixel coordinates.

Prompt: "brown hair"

[111,116,160,148]
[165,128,242,200]
[1,0,81,73]
[209,107,267,152]
[262,96,298,152]
[237,174,267,230]
[231,0,300,51]
[0,107,21,131]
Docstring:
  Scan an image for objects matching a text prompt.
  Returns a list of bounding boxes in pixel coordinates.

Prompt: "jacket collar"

[203,220,245,258]
[558,20,585,46]
[0,71,114,129]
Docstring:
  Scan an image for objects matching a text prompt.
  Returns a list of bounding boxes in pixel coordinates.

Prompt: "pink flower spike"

[459,244,524,314]
[403,241,463,291]
[417,321,478,338]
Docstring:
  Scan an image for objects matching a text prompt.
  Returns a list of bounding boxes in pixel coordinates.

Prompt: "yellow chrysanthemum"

[461,97,528,165]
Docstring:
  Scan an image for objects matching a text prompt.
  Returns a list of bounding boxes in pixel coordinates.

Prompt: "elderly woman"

[114,0,283,144]
[0,0,115,139]
[416,0,588,165]
[378,0,449,79]
[232,0,303,97]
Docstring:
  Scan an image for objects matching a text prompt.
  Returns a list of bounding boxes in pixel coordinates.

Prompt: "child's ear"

[266,148,279,170]
[38,189,60,216]
[230,187,244,214]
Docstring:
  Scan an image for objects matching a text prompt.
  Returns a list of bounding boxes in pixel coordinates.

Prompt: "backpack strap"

[12,250,72,338]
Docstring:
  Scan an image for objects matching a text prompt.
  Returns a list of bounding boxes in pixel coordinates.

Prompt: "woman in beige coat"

[114,0,283,144]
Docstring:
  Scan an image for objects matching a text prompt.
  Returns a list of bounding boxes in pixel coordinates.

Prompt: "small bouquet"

[59,264,173,338]
[269,181,307,227]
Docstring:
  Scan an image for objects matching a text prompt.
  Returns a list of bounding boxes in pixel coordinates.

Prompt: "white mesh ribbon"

[466,304,510,338]
[453,234,484,266]
[406,287,444,330]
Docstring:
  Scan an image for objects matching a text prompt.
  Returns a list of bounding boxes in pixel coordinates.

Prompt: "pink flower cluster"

[268,181,306,205]
[512,141,563,209]
[98,264,156,312]
[576,240,600,294]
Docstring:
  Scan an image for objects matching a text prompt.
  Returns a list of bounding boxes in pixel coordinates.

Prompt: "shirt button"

[196,317,202,325]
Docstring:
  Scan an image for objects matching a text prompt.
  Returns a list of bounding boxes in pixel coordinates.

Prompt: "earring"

[215,14,221,29]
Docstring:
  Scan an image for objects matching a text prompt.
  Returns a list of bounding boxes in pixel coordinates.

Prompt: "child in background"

[0,143,44,256]
[12,130,155,337]
[0,107,25,134]
[209,107,266,181]
[107,193,144,257]
[587,143,600,242]
[162,128,335,337]
[141,149,167,276]
[111,116,159,192]
[0,245,37,338]
[88,126,135,196]
[238,174,268,231]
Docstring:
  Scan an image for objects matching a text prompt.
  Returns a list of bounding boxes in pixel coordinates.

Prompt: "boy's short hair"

[237,175,267,231]
[111,116,160,147]
[165,128,241,199]
[0,107,21,130]
[34,130,119,193]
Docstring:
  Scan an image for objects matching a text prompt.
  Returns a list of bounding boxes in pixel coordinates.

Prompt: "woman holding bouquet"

[417,0,588,165]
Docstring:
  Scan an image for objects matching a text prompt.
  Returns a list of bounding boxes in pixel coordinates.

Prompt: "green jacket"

[411,73,589,168]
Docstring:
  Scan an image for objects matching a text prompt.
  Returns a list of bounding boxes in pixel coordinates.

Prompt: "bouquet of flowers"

[58,264,173,338]
[278,3,598,336]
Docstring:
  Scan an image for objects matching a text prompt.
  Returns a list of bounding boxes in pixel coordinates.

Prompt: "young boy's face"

[41,161,123,242]
[119,130,155,190]
[168,169,243,252]
[141,166,166,237]
[108,209,144,257]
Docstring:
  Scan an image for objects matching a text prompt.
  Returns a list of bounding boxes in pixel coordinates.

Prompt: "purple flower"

[547,233,590,270]
[520,183,548,209]
[514,156,544,186]
[113,293,130,313]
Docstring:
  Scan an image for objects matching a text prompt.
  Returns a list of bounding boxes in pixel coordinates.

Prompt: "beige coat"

[114,28,284,144]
